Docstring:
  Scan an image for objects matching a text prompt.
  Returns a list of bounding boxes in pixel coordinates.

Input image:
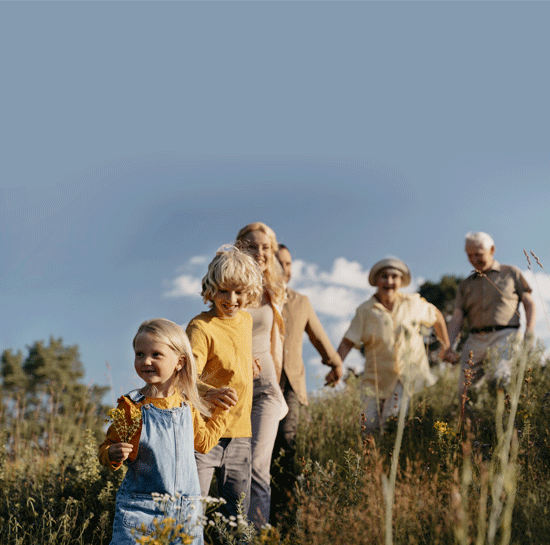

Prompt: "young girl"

[98,318,232,545]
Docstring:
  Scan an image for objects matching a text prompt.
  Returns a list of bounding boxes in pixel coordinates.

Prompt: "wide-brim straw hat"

[368,258,411,287]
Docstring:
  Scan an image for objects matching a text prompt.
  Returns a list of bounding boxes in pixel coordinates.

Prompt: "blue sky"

[2,1,550,406]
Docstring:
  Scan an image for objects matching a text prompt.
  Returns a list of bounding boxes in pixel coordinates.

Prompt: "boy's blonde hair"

[133,318,210,416]
[235,222,286,306]
[201,246,264,308]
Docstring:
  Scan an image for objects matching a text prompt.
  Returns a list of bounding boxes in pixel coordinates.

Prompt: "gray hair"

[465,231,494,250]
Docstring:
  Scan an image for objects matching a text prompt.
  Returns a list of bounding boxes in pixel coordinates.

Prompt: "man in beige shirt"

[445,232,536,396]
[270,244,343,526]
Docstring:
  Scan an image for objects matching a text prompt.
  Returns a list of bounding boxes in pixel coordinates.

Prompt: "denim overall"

[110,390,204,545]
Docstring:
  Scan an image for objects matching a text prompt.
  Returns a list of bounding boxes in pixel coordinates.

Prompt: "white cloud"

[290,257,374,321]
[306,355,325,371]
[298,285,367,319]
[524,269,550,301]
[319,257,372,288]
[291,257,371,289]
[290,260,318,283]
[189,255,208,266]
[522,269,550,345]
[164,255,207,298]
[327,320,353,345]
[164,274,202,298]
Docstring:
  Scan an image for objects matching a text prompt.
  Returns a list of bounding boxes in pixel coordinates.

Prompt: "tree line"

[1,337,109,448]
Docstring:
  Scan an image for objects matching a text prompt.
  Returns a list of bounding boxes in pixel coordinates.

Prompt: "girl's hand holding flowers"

[108,442,134,463]
[106,406,142,442]
[105,405,143,463]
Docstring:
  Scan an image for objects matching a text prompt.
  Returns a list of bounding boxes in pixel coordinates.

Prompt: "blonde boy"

[186,246,263,518]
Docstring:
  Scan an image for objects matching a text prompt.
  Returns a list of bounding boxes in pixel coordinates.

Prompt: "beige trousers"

[459,328,521,395]
[361,382,408,435]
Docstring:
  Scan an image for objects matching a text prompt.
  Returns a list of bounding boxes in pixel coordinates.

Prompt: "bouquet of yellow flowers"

[106,406,142,443]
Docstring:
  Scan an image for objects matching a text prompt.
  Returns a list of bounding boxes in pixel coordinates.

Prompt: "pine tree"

[1,337,109,450]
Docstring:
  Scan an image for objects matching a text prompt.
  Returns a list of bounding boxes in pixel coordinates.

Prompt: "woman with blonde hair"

[235,222,286,527]
[236,222,286,306]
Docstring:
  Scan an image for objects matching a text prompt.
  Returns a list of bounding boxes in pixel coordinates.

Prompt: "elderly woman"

[235,222,286,527]
[337,258,450,435]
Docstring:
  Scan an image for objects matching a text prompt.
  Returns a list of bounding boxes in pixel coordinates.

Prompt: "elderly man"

[270,244,343,526]
[444,232,536,395]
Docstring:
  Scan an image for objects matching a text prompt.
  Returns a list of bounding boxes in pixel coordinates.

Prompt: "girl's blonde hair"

[235,222,286,306]
[201,246,264,308]
[133,318,210,416]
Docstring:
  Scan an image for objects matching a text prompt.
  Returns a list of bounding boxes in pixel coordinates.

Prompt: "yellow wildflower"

[106,406,142,443]
[132,516,194,545]
[434,420,452,440]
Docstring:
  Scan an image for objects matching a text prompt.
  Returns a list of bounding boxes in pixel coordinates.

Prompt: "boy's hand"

[204,387,238,410]
[108,443,134,464]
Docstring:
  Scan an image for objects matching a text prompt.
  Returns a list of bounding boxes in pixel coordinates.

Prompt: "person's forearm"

[522,293,536,333]
[305,313,344,369]
[447,309,464,348]
[434,309,450,351]
[337,338,354,362]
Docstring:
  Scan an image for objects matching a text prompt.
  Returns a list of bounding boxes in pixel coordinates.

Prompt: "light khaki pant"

[361,382,409,435]
[459,328,521,395]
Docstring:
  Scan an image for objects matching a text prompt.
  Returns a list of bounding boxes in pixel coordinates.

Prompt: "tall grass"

[2,341,550,544]
[287,339,550,545]
[0,392,123,545]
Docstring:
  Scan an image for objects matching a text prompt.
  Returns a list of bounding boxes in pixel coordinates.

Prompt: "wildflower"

[106,406,142,443]
[132,516,194,545]
[434,420,452,440]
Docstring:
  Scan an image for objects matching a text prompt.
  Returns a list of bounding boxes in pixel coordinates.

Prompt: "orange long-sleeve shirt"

[98,390,232,471]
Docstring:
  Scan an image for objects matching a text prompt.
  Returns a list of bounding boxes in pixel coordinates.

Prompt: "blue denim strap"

[125,389,146,403]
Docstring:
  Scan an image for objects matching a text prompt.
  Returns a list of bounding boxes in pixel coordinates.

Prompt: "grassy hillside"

[2,344,550,544]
